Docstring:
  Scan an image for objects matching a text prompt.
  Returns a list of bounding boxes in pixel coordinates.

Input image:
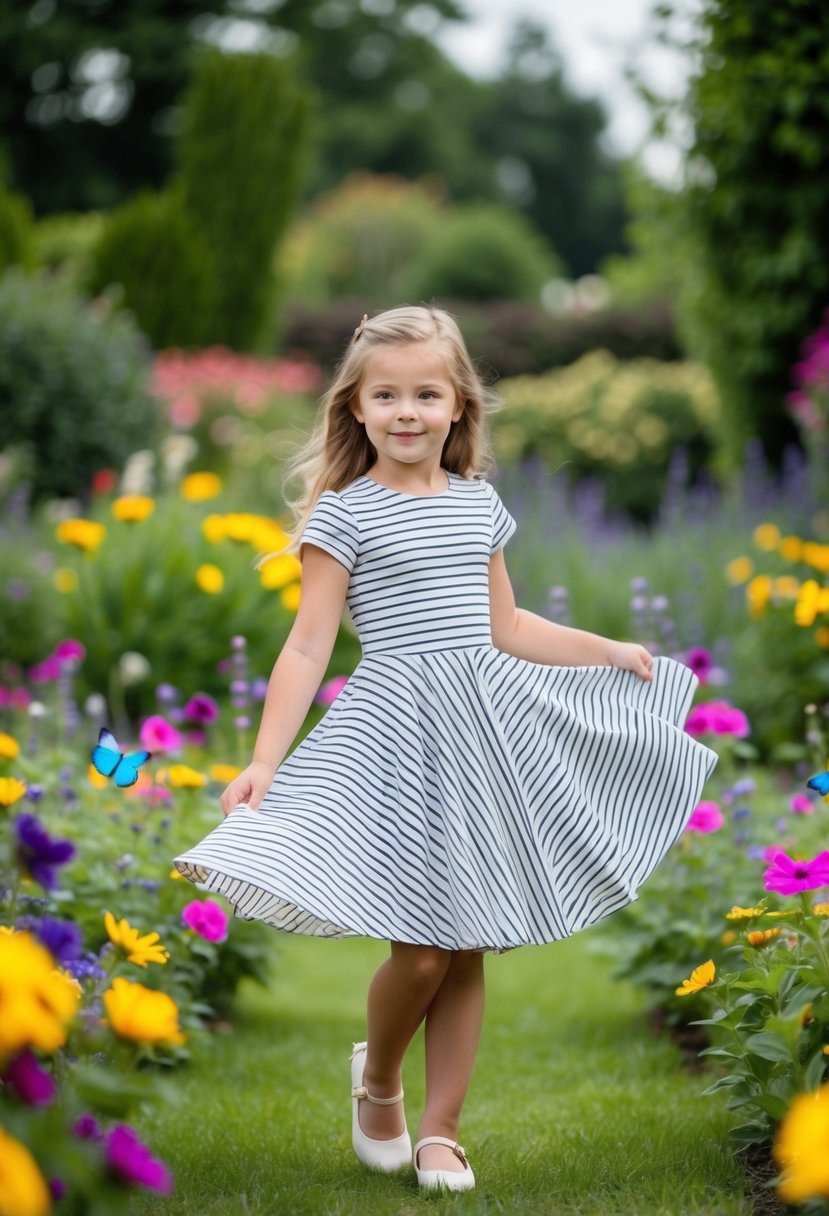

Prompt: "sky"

[433,0,698,181]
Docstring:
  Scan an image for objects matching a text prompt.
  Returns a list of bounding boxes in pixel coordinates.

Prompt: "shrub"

[87,190,217,350]
[494,350,721,521]
[402,204,560,304]
[32,210,105,292]
[0,271,158,503]
[0,184,35,274]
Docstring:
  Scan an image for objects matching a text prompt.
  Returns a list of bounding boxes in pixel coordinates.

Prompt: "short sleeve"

[300,491,360,573]
[486,482,517,554]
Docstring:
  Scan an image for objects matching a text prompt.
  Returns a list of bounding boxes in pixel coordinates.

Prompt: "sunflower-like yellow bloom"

[181,471,222,502]
[779,535,804,562]
[675,959,716,997]
[103,976,185,1046]
[201,514,227,544]
[0,931,80,1056]
[53,567,78,593]
[0,777,26,807]
[56,518,106,551]
[159,764,207,788]
[746,574,772,617]
[112,495,155,523]
[0,732,20,760]
[747,928,781,948]
[259,553,302,590]
[803,542,829,574]
[774,1083,829,1204]
[753,523,781,551]
[104,911,170,967]
[725,556,754,585]
[0,1126,51,1216]
[195,563,224,594]
[812,903,829,917]
[281,583,301,612]
[725,905,764,921]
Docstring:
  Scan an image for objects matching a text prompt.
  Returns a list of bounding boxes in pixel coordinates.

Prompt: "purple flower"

[73,1114,104,1141]
[731,777,756,796]
[182,693,218,724]
[763,849,829,896]
[106,1125,174,1194]
[49,1179,66,1201]
[155,682,179,705]
[55,639,86,663]
[684,647,713,682]
[3,1049,56,1105]
[29,915,83,965]
[14,814,75,891]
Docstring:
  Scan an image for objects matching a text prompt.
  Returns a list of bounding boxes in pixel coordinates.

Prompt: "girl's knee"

[447,948,484,976]
[391,943,451,988]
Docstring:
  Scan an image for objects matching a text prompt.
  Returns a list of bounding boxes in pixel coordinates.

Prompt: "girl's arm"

[219,544,351,814]
[488,549,652,679]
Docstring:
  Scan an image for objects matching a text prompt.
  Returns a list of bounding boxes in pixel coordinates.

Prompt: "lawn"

[133,926,753,1215]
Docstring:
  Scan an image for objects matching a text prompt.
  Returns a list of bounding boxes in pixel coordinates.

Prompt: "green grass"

[133,928,754,1216]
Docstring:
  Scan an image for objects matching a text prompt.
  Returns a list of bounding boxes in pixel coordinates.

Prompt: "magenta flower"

[684,647,713,683]
[315,675,349,706]
[684,800,724,834]
[14,814,75,891]
[762,849,829,896]
[685,700,750,738]
[106,1125,174,1195]
[182,693,219,725]
[3,1049,56,1106]
[790,793,814,815]
[55,639,86,663]
[139,714,182,753]
[73,1114,104,1141]
[181,898,229,943]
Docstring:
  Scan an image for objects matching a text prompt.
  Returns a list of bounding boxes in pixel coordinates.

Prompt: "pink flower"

[182,899,229,943]
[106,1125,174,1194]
[3,1049,56,1105]
[684,647,713,683]
[139,715,182,753]
[55,639,86,663]
[315,676,348,706]
[790,793,814,815]
[685,700,750,738]
[762,849,829,896]
[685,800,725,834]
[182,693,219,725]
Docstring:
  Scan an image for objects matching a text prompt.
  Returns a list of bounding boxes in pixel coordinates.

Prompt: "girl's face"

[351,341,464,475]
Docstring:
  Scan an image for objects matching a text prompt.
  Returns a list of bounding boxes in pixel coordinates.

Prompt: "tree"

[657,0,829,465]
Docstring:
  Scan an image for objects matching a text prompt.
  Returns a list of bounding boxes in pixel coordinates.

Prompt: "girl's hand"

[220,760,274,817]
[606,640,653,682]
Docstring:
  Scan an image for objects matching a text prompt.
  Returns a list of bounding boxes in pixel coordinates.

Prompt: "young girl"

[174,305,717,1193]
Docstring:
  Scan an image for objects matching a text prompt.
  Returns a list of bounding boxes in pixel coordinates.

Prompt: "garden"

[2,1,829,1213]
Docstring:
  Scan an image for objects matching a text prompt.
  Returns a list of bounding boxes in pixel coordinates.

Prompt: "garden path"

[134,928,753,1216]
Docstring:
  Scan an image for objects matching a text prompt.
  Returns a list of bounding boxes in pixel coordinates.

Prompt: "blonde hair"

[279,304,502,552]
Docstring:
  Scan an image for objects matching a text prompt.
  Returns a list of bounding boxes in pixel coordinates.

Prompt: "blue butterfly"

[807,769,829,798]
[91,727,151,788]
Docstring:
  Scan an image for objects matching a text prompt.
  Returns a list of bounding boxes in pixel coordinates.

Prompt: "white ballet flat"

[413,1135,476,1192]
[350,1041,412,1172]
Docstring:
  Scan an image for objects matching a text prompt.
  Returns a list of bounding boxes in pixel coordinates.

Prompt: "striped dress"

[174,471,717,952]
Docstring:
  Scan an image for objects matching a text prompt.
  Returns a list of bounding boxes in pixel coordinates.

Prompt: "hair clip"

[353,313,369,342]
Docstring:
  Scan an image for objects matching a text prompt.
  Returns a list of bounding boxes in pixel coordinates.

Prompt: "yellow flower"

[0,931,80,1056]
[779,535,803,562]
[209,763,243,784]
[774,1083,829,1204]
[725,905,764,921]
[720,930,737,946]
[112,495,155,522]
[259,554,302,590]
[817,627,829,649]
[158,764,207,788]
[726,556,754,585]
[747,928,781,948]
[53,567,78,593]
[746,574,772,617]
[803,542,829,574]
[223,513,257,543]
[195,563,224,594]
[201,514,227,544]
[675,959,716,997]
[103,976,185,1046]
[795,580,822,628]
[812,903,829,917]
[169,868,185,880]
[0,777,26,807]
[773,576,800,600]
[0,733,20,761]
[87,763,109,789]
[181,471,222,502]
[104,911,170,967]
[281,583,301,612]
[0,1126,51,1216]
[753,522,781,550]
[56,518,106,551]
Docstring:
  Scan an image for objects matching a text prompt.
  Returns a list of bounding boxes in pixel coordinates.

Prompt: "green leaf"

[728,1122,772,1146]
[744,1032,792,1063]
[803,1048,829,1091]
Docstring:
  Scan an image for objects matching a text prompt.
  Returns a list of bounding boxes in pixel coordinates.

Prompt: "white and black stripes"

[175,474,717,952]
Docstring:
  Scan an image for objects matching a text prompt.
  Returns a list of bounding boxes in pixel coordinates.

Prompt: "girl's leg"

[416,949,486,1173]
[358,942,453,1141]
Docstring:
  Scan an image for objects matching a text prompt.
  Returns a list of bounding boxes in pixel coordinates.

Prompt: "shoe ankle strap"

[351,1084,404,1105]
[413,1136,468,1167]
